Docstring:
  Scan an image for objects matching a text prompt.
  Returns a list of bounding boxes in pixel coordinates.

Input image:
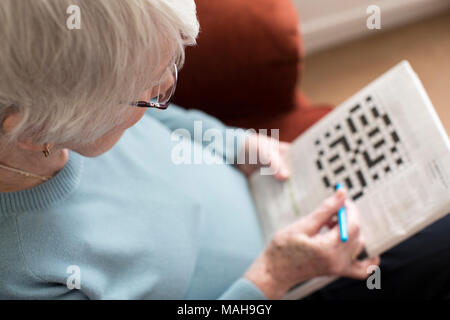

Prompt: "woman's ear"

[1,111,20,134]
[1,112,45,152]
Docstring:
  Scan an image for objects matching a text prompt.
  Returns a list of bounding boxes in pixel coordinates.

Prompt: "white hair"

[0,0,199,146]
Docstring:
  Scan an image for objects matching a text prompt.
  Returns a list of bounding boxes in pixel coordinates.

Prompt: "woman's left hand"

[237,133,291,181]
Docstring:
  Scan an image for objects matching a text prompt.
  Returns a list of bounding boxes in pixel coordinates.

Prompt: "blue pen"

[335,183,348,242]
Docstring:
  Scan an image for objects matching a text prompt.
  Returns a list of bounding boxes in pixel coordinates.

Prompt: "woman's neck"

[0,146,69,192]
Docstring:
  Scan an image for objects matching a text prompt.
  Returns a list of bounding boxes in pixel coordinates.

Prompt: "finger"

[346,200,360,224]
[346,256,380,279]
[279,142,290,151]
[325,215,339,229]
[319,210,360,250]
[273,162,290,180]
[348,239,366,261]
[268,147,290,181]
[320,222,341,242]
[304,189,347,235]
[264,151,283,180]
[274,165,290,180]
[345,200,361,240]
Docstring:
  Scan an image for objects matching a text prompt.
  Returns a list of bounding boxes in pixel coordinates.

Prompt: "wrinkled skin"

[239,135,380,299]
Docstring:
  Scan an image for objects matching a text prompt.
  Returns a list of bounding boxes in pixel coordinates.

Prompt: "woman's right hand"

[244,188,380,299]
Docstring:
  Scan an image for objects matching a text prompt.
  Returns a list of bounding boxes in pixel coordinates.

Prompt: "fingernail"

[336,189,345,197]
[281,167,290,177]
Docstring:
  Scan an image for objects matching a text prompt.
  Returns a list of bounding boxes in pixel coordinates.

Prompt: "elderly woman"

[0,0,448,300]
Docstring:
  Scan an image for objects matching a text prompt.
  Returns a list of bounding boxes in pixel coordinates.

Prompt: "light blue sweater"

[0,105,266,300]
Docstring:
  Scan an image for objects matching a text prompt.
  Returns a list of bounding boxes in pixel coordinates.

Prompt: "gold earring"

[43,144,51,158]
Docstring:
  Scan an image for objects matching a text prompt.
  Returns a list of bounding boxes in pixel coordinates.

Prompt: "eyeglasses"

[131,63,178,110]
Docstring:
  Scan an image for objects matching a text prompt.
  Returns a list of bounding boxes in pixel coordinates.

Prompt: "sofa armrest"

[172,0,305,121]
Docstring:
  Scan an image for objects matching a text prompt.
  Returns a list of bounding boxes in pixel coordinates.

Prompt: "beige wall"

[292,0,450,55]
[300,12,450,134]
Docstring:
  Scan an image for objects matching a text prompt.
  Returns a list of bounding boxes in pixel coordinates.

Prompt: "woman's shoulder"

[1,177,207,298]
[0,210,82,298]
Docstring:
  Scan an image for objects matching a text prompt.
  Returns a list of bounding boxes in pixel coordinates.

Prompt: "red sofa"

[172,0,333,142]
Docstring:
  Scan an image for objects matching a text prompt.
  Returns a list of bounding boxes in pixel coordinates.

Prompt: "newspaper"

[249,61,450,299]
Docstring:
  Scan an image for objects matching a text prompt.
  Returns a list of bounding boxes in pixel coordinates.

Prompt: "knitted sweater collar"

[0,150,84,215]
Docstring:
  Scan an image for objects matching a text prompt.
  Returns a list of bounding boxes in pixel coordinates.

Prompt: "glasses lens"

[150,64,177,106]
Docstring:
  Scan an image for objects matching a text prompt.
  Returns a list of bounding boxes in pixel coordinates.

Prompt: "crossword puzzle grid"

[314,95,408,201]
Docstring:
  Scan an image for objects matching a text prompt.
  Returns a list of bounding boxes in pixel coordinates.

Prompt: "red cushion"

[172,0,304,120]
[227,93,333,142]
